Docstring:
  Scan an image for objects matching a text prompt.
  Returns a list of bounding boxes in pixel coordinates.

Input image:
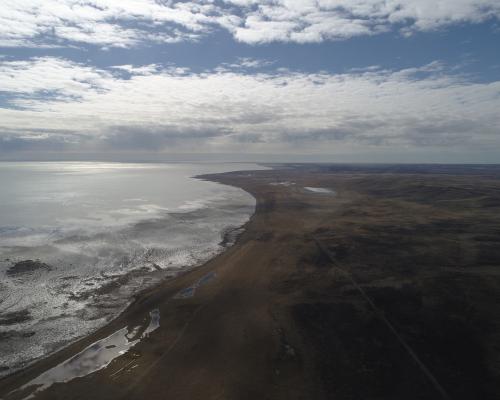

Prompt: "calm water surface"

[0,162,262,377]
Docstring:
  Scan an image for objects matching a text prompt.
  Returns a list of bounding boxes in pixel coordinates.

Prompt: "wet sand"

[1,164,500,400]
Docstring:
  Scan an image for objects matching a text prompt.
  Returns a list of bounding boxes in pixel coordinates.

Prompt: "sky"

[0,0,499,163]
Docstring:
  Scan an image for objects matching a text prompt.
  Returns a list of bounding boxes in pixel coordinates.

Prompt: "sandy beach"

[1,164,500,400]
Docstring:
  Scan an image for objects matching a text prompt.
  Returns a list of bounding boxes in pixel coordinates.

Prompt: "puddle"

[10,309,160,400]
[175,286,196,299]
[304,187,335,194]
[174,271,216,299]
[143,309,160,336]
[197,271,216,286]
[269,181,294,187]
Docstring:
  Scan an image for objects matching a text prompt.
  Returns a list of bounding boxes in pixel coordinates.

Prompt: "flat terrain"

[2,164,500,399]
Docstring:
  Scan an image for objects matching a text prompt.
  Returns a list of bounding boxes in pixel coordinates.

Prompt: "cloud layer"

[1,0,499,48]
[1,57,499,156]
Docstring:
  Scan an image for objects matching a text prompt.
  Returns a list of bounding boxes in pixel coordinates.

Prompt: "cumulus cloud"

[226,0,500,43]
[0,57,114,105]
[0,0,499,48]
[0,56,499,156]
[0,0,218,48]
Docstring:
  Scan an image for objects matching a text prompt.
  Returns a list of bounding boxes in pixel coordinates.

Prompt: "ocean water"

[0,162,261,377]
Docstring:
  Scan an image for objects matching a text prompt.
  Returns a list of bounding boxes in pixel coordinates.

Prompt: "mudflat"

[2,164,500,400]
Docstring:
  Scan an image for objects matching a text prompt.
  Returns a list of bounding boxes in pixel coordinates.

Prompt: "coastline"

[0,171,260,397]
[2,165,500,399]
[0,162,260,382]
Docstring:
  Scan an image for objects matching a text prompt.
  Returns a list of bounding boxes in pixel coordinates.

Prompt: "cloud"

[0,0,217,48]
[229,57,275,69]
[0,1,499,48]
[111,64,161,76]
[0,56,499,156]
[0,57,114,106]
[226,0,500,44]
[216,57,275,72]
[101,125,231,150]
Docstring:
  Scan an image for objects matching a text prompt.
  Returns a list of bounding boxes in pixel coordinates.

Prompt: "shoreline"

[0,162,262,384]
[0,171,260,396]
[2,165,499,399]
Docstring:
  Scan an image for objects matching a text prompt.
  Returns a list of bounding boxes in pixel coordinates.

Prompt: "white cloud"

[111,64,161,76]
[217,57,275,72]
[0,0,499,48]
[0,0,217,48]
[0,57,115,101]
[226,0,500,43]
[0,57,499,156]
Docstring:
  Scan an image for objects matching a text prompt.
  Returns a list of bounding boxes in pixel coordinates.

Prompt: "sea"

[0,162,261,377]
